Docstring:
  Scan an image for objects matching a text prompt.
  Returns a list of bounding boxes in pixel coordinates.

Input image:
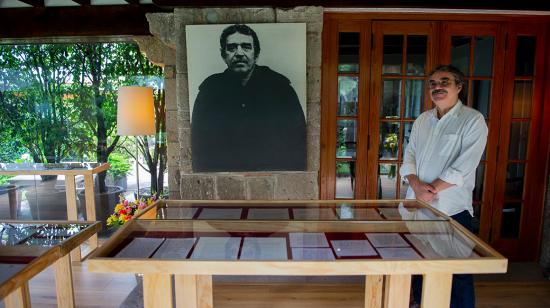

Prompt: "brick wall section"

[142,7,322,200]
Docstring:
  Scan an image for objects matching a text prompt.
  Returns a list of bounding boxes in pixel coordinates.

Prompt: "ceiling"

[0,0,549,39]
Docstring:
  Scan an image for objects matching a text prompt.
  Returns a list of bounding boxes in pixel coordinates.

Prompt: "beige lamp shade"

[117,86,156,136]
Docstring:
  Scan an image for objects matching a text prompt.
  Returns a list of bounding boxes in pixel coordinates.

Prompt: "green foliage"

[0,42,165,193]
[336,162,350,176]
[0,131,26,163]
[107,152,132,179]
[0,44,84,163]
[0,175,13,186]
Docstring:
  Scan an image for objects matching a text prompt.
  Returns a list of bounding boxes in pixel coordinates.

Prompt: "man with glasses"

[191,24,306,172]
[400,65,488,308]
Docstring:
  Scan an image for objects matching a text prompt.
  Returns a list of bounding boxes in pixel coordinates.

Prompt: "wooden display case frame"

[0,220,101,308]
[88,200,507,308]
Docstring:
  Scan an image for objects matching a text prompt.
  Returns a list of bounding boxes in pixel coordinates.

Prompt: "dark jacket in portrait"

[191,65,306,172]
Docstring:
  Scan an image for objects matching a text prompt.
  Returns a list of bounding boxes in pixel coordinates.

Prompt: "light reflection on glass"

[0,223,84,246]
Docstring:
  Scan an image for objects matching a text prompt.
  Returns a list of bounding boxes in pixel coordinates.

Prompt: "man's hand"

[406,175,437,203]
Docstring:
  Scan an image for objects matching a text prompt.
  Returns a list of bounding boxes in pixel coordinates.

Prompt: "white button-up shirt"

[400,100,488,216]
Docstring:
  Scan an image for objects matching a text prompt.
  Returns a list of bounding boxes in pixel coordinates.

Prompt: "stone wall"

[142,7,323,200]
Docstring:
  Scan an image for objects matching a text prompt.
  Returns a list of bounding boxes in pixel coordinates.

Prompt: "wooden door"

[439,22,506,239]
[320,20,371,199]
[367,21,437,200]
[490,24,547,259]
[320,15,550,260]
[320,20,436,200]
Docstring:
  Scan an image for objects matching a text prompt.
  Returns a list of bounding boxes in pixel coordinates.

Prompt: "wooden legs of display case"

[383,274,411,308]
[83,175,98,251]
[142,274,213,308]
[420,273,452,308]
[66,174,98,262]
[139,273,449,308]
[143,274,173,308]
[4,255,74,308]
[371,273,451,308]
[54,254,75,308]
[365,275,383,308]
[4,283,31,308]
[175,275,213,308]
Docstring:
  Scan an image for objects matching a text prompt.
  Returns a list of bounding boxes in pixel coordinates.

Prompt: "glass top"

[0,162,102,171]
[149,200,446,222]
[104,218,489,261]
[0,223,87,247]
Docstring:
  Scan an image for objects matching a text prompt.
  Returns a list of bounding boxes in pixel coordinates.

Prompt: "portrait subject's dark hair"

[219,24,261,59]
[429,64,466,87]
[429,64,467,102]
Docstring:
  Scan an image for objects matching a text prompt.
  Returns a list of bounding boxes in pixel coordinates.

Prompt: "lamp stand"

[135,137,140,200]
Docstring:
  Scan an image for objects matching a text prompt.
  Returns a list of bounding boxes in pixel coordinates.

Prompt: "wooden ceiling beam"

[0,5,164,39]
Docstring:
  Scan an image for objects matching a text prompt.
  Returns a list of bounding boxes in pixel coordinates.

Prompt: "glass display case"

[89,200,507,308]
[0,162,109,260]
[0,221,101,308]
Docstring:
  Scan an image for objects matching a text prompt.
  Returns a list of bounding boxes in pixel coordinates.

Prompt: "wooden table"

[88,200,507,308]
[0,163,109,260]
[0,220,101,308]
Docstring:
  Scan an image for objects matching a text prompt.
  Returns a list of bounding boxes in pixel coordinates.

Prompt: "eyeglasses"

[428,79,456,89]
[226,43,253,52]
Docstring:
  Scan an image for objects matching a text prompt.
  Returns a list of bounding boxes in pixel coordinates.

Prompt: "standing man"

[400,65,488,308]
[191,24,306,172]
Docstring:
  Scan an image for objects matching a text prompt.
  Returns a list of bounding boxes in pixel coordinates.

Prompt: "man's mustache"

[432,89,447,95]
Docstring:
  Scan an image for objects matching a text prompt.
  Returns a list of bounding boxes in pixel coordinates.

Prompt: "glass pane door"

[369,21,435,199]
[490,24,546,259]
[320,20,371,200]
[440,22,504,239]
[335,32,360,198]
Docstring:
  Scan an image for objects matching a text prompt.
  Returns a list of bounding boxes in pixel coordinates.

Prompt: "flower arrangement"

[106,195,156,227]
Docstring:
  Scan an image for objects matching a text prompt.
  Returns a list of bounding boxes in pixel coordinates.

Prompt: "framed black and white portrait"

[186,23,307,172]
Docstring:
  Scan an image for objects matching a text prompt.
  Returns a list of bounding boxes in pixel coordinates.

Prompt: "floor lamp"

[117,86,155,199]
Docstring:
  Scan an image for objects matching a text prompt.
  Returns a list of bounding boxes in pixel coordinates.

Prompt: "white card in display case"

[240,237,288,260]
[404,233,476,259]
[115,237,165,258]
[366,233,409,247]
[152,238,196,259]
[330,240,377,257]
[191,237,241,260]
[377,247,421,259]
[289,232,329,248]
[291,247,335,260]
